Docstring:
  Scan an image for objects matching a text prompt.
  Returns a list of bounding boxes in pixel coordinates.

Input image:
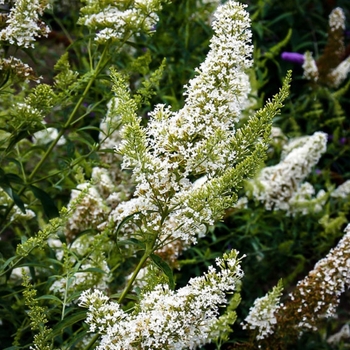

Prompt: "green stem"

[85,333,100,350]
[118,225,163,304]
[29,43,111,182]
[0,44,111,230]
[118,249,150,304]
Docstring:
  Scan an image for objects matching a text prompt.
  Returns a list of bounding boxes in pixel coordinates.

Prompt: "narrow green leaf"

[150,253,175,290]
[51,310,87,338]
[5,130,31,152]
[29,185,59,219]
[0,256,18,273]
[117,238,146,249]
[0,183,26,213]
[36,294,63,305]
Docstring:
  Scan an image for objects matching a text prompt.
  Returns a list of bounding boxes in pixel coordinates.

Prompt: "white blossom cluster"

[331,179,350,199]
[328,7,346,31]
[65,183,109,239]
[288,182,328,216]
[65,98,135,236]
[328,56,350,88]
[302,51,319,82]
[78,0,164,43]
[242,280,283,340]
[32,127,66,146]
[111,0,253,246]
[0,0,50,48]
[79,250,244,349]
[327,324,350,345]
[248,131,327,215]
[283,223,350,332]
[144,1,252,177]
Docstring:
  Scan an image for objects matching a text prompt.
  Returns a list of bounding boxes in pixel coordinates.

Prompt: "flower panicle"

[79,249,244,349]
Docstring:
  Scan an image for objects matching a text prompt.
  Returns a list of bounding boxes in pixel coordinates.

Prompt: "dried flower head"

[0,56,40,83]
[278,224,350,335]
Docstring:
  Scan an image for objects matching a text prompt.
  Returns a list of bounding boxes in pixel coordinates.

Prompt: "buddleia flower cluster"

[240,223,350,348]
[66,0,271,258]
[71,0,292,347]
[106,0,257,250]
[78,0,165,43]
[331,179,350,199]
[247,131,328,215]
[242,280,283,340]
[79,250,244,350]
[0,0,50,48]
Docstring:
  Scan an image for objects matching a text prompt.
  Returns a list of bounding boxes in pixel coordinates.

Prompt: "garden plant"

[0,0,350,349]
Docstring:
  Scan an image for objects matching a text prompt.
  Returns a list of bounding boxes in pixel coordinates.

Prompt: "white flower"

[0,0,50,48]
[78,0,163,42]
[91,167,115,197]
[112,0,253,246]
[281,224,350,333]
[79,250,244,349]
[33,127,66,146]
[288,183,327,216]
[331,179,350,199]
[145,1,253,176]
[327,324,350,345]
[248,132,327,214]
[329,7,345,31]
[66,183,109,237]
[0,187,35,223]
[329,56,350,88]
[242,280,283,340]
[302,51,319,82]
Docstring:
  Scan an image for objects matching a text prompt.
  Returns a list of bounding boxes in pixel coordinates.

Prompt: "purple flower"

[281,52,305,65]
[340,137,347,145]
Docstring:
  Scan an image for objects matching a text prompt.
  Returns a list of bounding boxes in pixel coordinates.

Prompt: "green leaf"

[29,185,59,219]
[117,238,146,249]
[150,253,175,290]
[0,183,26,213]
[51,310,87,338]
[0,256,18,273]
[36,294,63,305]
[109,292,139,301]
[0,171,26,212]
[5,130,31,152]
[3,173,24,185]
[114,212,141,237]
[82,267,107,274]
